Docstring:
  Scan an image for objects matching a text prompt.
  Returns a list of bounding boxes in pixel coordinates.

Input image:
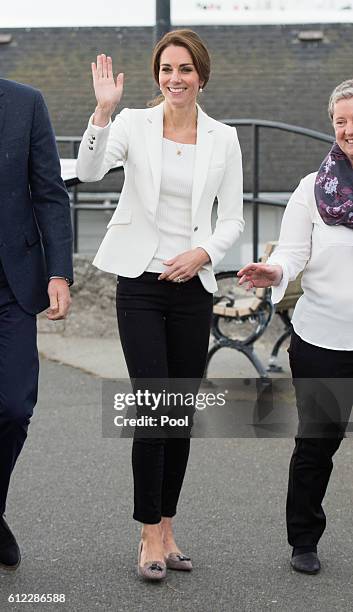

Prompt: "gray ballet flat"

[137,541,166,581]
[165,552,193,571]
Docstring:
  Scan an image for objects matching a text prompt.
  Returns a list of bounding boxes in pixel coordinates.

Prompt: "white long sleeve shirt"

[147,138,195,273]
[267,172,353,350]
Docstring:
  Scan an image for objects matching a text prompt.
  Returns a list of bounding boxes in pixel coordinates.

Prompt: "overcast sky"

[2,0,353,27]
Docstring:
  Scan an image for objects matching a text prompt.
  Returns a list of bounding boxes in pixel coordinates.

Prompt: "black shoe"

[290,551,320,575]
[0,516,21,570]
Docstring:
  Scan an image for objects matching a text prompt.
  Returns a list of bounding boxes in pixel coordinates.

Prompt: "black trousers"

[287,330,353,547]
[0,284,38,515]
[116,272,213,524]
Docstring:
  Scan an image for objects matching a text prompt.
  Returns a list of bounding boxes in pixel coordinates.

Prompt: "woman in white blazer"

[77,29,243,581]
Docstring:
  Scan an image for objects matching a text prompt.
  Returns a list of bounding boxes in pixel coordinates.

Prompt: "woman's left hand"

[158,248,210,282]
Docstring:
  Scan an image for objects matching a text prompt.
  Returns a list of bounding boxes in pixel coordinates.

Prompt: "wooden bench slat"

[206,240,303,379]
[213,296,262,318]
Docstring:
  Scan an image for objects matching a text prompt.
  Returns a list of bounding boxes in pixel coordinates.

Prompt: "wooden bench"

[204,242,303,380]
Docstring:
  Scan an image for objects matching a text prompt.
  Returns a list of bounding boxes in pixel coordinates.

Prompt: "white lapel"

[191,105,215,220]
[145,103,164,204]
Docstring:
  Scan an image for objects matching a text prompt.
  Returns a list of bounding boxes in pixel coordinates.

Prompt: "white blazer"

[76,102,244,293]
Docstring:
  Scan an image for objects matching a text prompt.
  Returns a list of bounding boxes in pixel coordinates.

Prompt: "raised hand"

[92,54,124,125]
[237,263,283,290]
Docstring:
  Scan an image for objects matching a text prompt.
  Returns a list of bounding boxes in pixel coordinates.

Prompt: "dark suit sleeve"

[29,90,73,283]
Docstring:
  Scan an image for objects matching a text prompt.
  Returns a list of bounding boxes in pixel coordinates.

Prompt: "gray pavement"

[1,356,353,612]
[36,333,291,380]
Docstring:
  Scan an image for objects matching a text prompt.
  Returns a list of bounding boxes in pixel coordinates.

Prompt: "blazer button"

[89,146,94,150]
[193,226,198,232]
[91,136,96,140]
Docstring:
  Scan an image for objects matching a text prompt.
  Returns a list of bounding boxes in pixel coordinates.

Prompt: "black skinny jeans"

[287,330,353,547]
[116,272,213,524]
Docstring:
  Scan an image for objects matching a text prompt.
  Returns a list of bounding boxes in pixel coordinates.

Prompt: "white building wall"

[4,0,353,27]
[195,0,352,9]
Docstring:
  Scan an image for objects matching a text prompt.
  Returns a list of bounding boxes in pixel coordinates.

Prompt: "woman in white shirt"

[77,30,243,580]
[238,80,353,576]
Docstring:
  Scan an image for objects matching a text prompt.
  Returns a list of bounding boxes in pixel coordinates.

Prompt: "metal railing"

[221,119,333,261]
[58,120,334,257]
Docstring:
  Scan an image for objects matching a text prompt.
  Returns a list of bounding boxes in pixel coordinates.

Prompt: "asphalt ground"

[1,359,353,612]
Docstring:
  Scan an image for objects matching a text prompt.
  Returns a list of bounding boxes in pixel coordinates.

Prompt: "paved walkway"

[1,345,353,611]
[37,332,291,380]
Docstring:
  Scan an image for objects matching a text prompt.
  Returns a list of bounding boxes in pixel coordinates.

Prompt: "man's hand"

[46,278,72,320]
[158,248,210,282]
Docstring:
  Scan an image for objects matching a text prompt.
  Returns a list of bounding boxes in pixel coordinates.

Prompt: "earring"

[199,87,203,92]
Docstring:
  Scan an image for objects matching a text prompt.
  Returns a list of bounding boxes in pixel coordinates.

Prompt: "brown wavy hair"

[148,29,211,107]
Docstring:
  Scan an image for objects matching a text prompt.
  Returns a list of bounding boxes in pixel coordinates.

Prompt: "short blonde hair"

[328,79,353,120]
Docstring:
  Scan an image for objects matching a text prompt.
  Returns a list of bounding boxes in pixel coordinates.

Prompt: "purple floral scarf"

[315,142,353,228]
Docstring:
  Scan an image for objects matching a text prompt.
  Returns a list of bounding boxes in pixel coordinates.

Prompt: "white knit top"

[146,138,196,273]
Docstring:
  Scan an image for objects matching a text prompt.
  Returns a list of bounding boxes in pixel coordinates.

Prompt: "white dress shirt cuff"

[49,276,71,286]
[266,259,289,304]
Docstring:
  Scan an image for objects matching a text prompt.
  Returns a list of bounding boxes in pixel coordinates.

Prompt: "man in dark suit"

[0,78,73,570]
